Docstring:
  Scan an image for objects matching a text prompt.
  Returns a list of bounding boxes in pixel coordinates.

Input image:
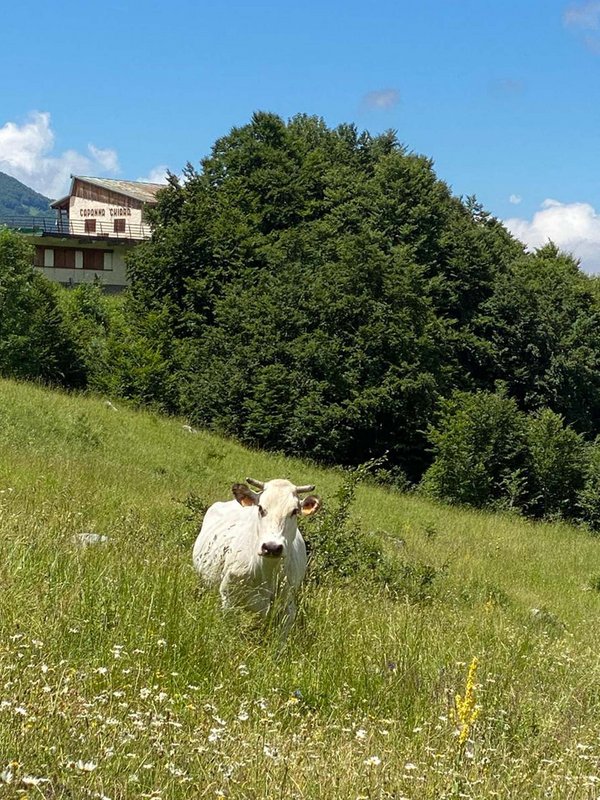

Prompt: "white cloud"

[564,2,600,51]
[88,144,119,173]
[564,1,600,29]
[504,198,600,273]
[509,194,522,205]
[0,111,120,199]
[137,164,169,184]
[362,89,400,110]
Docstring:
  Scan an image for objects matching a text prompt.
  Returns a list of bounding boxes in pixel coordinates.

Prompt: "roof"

[51,175,166,208]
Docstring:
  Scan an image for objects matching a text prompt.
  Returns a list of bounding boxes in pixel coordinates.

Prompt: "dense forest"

[3,112,600,522]
[0,171,52,219]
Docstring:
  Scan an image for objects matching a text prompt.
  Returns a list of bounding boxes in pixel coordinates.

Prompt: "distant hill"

[0,171,53,220]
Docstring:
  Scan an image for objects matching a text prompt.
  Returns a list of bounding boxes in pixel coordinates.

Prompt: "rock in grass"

[72,532,109,547]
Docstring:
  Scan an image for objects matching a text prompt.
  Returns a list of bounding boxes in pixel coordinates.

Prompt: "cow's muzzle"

[260,542,284,558]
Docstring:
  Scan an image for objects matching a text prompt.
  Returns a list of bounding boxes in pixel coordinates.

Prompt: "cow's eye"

[258,505,267,518]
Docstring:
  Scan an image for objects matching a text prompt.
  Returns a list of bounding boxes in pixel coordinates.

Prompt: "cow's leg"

[219,575,233,610]
[279,596,297,640]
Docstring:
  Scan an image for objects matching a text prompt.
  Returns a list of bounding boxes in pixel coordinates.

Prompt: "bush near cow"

[306,461,442,601]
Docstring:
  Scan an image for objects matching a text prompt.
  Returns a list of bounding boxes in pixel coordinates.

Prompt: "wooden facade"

[25,175,164,291]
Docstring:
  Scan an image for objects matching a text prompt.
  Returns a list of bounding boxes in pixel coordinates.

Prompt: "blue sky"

[2,0,600,269]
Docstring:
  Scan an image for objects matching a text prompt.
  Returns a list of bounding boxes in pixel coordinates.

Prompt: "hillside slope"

[1,378,600,797]
[0,170,52,219]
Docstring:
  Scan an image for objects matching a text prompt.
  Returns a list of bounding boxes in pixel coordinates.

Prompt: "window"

[85,219,96,233]
[43,249,54,267]
[53,248,76,268]
[83,249,104,270]
[113,218,126,234]
[34,246,44,267]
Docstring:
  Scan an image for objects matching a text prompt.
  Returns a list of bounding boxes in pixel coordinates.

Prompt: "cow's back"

[192,500,251,586]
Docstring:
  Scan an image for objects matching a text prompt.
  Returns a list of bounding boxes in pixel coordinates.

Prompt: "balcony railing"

[0,215,151,241]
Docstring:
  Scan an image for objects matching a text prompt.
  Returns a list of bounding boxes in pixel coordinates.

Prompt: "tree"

[422,389,528,509]
[0,230,83,385]
[122,113,600,486]
[477,244,600,432]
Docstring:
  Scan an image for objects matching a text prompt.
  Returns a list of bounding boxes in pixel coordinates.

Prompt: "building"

[5,176,164,291]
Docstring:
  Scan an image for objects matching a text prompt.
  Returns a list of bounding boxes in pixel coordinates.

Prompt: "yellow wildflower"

[454,656,480,746]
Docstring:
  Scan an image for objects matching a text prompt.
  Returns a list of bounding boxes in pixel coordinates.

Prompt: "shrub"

[422,389,528,509]
[305,461,442,601]
[578,438,600,531]
[58,283,114,385]
[305,463,387,585]
[0,230,83,386]
[524,408,588,519]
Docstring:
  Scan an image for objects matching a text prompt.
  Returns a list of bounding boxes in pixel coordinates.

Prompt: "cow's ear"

[232,483,260,507]
[300,495,321,516]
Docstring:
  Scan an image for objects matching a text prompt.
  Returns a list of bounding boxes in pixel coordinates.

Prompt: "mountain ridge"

[0,171,53,219]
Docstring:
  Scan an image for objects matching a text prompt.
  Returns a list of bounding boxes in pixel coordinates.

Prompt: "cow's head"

[232,477,320,559]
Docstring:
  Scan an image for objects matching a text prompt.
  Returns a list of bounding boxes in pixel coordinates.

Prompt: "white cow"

[192,478,320,633]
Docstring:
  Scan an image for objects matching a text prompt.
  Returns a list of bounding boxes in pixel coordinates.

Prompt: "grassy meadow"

[1,379,600,798]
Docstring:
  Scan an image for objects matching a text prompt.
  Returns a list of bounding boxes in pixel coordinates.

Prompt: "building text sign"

[80,206,133,217]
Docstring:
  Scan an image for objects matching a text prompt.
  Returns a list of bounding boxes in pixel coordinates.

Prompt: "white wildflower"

[75,760,98,772]
[1,767,14,784]
[22,775,50,786]
[263,745,278,759]
[364,755,382,766]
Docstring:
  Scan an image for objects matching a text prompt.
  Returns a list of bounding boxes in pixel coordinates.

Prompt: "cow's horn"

[296,484,315,494]
[245,477,265,490]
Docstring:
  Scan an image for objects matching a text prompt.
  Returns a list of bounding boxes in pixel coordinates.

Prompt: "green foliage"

[524,408,587,519]
[58,285,177,409]
[306,460,442,601]
[478,244,600,432]
[306,463,390,585]
[422,389,528,509]
[58,283,115,385]
[578,437,600,531]
[424,392,591,520]
[126,113,525,479]
[4,113,598,525]
[0,229,84,385]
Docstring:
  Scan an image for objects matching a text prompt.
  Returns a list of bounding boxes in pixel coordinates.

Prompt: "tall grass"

[1,379,600,797]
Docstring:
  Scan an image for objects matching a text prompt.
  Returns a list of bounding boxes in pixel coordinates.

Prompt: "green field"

[1,379,600,798]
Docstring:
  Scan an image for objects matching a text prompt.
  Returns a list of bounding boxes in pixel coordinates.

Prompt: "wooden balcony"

[0,215,151,242]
